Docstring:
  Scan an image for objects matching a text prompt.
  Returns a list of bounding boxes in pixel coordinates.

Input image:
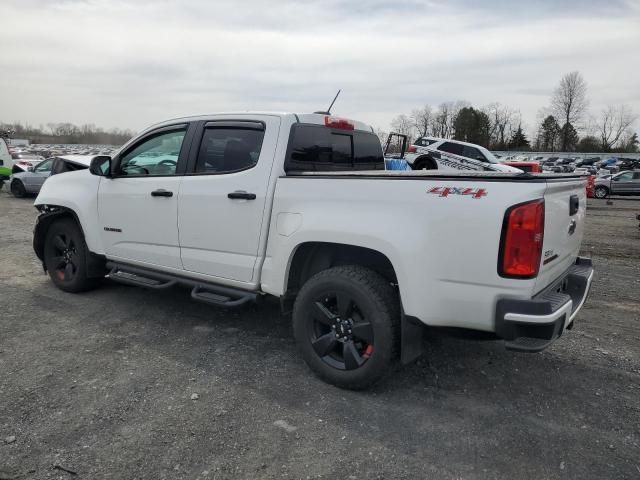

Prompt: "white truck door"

[178,116,281,283]
[97,124,193,270]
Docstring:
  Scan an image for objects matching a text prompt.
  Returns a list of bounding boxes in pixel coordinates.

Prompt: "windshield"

[478,146,499,164]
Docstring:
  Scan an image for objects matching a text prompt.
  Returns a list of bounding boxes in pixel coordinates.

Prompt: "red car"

[501,161,541,173]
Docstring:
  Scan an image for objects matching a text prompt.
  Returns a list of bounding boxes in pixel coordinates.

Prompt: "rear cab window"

[285,124,384,172]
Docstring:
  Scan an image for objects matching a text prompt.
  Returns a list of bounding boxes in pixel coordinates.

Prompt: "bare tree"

[410,105,432,137]
[390,114,415,139]
[484,103,519,149]
[551,71,588,150]
[599,105,637,151]
[374,127,388,145]
[430,102,451,138]
[429,101,469,139]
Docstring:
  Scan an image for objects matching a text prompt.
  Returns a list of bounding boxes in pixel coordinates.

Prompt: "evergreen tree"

[539,115,561,151]
[560,122,579,151]
[453,107,491,146]
[508,125,530,150]
[576,135,600,152]
[620,132,639,153]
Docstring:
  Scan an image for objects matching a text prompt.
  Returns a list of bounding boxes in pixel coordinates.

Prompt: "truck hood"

[35,168,99,207]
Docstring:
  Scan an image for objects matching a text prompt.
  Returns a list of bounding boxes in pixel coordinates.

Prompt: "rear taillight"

[324,116,354,130]
[498,199,545,278]
[407,145,417,153]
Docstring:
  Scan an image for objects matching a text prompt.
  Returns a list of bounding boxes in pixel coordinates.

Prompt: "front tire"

[292,265,399,389]
[10,180,26,198]
[43,219,99,293]
[411,156,436,171]
[594,186,608,199]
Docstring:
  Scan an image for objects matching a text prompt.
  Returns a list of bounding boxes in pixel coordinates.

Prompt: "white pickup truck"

[33,112,594,389]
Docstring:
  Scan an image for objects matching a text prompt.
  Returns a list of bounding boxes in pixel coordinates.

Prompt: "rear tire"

[10,180,26,198]
[43,219,99,293]
[292,265,399,390]
[594,186,608,199]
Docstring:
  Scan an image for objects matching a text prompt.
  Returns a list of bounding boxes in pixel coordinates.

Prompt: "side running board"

[106,263,257,308]
[191,285,255,307]
[108,267,177,289]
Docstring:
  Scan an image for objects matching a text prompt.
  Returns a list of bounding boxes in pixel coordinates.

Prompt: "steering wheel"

[158,159,177,167]
[121,164,149,175]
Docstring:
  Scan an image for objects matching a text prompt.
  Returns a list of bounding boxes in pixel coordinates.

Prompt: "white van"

[0,137,12,182]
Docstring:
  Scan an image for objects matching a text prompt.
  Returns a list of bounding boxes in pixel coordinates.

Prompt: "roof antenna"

[314,89,341,115]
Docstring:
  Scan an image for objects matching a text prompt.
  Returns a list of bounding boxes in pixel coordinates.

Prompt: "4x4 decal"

[427,186,487,199]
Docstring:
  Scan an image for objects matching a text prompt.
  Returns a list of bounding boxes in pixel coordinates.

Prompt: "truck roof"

[143,112,375,135]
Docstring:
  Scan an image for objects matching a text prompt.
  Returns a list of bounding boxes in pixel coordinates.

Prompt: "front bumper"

[495,257,594,352]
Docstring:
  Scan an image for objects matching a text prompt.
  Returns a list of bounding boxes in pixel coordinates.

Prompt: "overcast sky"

[1,0,639,136]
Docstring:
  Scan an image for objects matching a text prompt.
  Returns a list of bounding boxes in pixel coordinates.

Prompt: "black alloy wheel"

[43,218,99,293]
[309,291,374,371]
[293,265,399,389]
[49,232,78,283]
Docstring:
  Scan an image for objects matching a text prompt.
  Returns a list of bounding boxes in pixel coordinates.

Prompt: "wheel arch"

[284,242,398,298]
[33,206,105,277]
[283,241,424,366]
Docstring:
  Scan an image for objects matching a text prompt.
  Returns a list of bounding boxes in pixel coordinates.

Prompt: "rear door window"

[194,126,265,174]
[437,142,463,155]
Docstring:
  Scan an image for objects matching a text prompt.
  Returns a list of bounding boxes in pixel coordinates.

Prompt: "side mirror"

[89,155,112,177]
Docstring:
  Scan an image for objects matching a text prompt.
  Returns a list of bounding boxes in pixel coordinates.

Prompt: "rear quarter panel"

[261,174,548,331]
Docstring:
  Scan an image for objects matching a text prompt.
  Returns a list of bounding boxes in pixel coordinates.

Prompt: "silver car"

[593,170,640,198]
[9,155,92,198]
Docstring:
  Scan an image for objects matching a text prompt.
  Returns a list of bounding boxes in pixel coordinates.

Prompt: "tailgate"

[535,178,587,293]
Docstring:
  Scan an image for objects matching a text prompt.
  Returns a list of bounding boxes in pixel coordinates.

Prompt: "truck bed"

[285,170,587,181]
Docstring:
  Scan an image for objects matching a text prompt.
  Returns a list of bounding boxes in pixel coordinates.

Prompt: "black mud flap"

[401,314,425,364]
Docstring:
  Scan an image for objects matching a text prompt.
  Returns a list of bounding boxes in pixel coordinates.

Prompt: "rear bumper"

[495,257,594,352]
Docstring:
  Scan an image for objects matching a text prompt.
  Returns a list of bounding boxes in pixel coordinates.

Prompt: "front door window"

[118,129,186,176]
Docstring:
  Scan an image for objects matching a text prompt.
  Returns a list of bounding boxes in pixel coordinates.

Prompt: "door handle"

[151,189,173,197]
[227,191,256,200]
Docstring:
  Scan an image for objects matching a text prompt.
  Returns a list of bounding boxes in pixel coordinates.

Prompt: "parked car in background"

[9,155,91,197]
[593,170,640,198]
[618,158,640,171]
[404,137,521,172]
[11,153,45,173]
[576,157,599,167]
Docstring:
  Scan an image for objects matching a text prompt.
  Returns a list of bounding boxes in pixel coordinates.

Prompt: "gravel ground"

[0,190,639,480]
